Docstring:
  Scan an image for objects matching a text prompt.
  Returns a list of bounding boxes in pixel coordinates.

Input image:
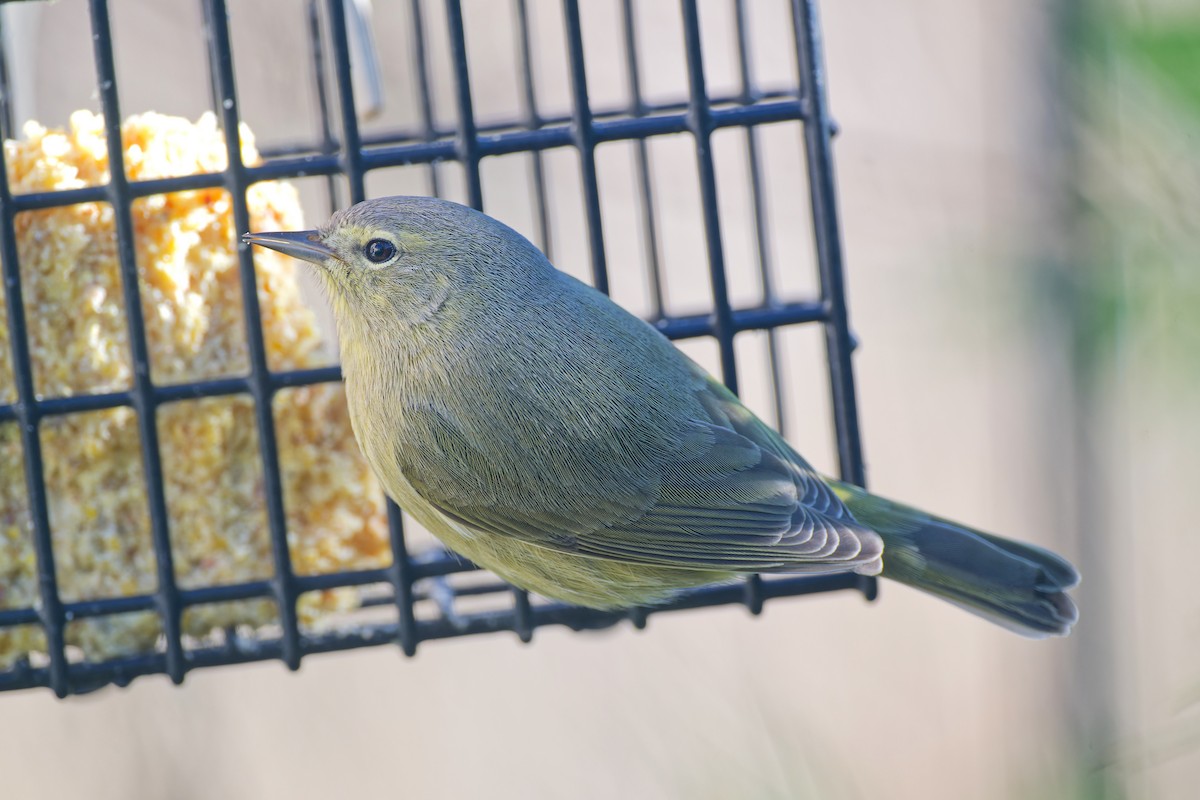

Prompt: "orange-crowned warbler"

[245,196,1078,637]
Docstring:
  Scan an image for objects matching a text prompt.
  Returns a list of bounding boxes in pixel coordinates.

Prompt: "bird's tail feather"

[830,481,1079,638]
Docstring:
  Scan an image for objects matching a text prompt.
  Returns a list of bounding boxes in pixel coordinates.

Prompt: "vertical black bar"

[679,0,738,393]
[514,0,553,259]
[0,20,14,141]
[328,0,419,656]
[0,116,68,699]
[203,0,302,669]
[308,0,345,215]
[444,0,533,640]
[732,0,769,615]
[326,0,366,204]
[409,0,443,199]
[791,0,864,487]
[792,0,873,599]
[561,0,609,295]
[386,501,419,656]
[734,0,786,433]
[444,0,483,210]
[89,0,187,686]
[620,0,666,317]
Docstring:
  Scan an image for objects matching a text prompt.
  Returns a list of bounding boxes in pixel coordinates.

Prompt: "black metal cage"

[0,0,869,696]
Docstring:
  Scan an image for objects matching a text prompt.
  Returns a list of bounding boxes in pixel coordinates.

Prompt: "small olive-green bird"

[245,196,1078,637]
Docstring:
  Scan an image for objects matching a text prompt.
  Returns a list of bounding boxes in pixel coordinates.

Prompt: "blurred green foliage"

[1067,5,1200,388]
[1121,21,1200,120]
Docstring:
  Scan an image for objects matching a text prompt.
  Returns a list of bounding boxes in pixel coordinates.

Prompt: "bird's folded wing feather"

[397,369,882,573]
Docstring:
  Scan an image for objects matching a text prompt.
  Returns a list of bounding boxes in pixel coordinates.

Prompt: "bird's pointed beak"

[242,229,337,267]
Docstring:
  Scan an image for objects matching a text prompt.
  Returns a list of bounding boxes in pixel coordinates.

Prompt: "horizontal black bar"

[69,594,156,619]
[6,100,809,214]
[180,580,274,607]
[0,607,38,626]
[0,376,255,423]
[260,89,802,158]
[295,567,391,593]
[30,389,134,419]
[388,95,811,160]
[11,172,232,212]
[0,572,865,693]
[155,376,251,403]
[0,301,825,424]
[270,364,342,389]
[411,550,479,579]
[356,578,514,609]
[7,155,344,212]
[0,553,479,630]
[3,496,858,625]
[0,580,293,624]
[654,299,827,338]
[0,381,258,423]
[1,592,158,626]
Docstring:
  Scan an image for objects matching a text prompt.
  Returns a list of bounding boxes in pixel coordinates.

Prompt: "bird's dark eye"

[364,239,397,264]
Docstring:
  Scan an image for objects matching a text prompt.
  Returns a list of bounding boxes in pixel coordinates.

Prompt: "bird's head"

[243,195,549,336]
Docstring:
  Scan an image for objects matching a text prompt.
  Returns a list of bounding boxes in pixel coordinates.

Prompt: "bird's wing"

[395,368,882,575]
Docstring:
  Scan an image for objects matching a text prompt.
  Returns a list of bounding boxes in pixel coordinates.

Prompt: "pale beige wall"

[2,1,1192,798]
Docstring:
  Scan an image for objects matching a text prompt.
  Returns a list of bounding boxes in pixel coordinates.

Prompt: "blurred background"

[1,0,1197,798]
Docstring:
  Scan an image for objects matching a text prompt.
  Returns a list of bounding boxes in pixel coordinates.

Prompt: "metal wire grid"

[0,0,869,696]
